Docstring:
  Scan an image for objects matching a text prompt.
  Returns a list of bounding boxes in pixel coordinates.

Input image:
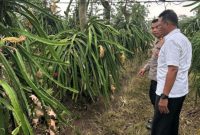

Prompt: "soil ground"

[37,59,200,135]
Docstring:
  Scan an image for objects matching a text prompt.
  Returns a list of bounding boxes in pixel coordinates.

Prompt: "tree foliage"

[0,0,153,133]
[181,1,200,98]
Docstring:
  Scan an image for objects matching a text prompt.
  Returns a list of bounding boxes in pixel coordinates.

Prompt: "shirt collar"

[164,28,180,41]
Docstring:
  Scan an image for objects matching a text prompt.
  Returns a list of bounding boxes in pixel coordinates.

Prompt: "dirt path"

[61,60,200,135]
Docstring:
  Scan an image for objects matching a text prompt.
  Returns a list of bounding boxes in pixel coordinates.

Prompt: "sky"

[144,1,196,19]
[57,0,196,19]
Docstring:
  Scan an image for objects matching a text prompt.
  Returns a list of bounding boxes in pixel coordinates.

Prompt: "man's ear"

[166,21,173,26]
[163,20,168,25]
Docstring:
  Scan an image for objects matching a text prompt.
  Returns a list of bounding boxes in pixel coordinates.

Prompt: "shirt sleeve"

[143,44,157,71]
[164,40,180,67]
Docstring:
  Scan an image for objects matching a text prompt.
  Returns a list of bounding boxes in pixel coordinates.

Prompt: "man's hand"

[158,65,178,114]
[138,68,146,76]
[158,98,169,114]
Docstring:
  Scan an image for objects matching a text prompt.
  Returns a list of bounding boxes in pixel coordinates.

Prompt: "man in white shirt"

[151,10,192,135]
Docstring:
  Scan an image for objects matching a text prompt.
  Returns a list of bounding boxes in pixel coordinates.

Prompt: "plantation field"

[1,1,200,134]
[35,59,200,135]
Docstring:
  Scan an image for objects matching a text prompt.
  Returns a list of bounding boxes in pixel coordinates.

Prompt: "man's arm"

[138,41,160,76]
[158,65,178,114]
[138,60,150,76]
[163,65,178,95]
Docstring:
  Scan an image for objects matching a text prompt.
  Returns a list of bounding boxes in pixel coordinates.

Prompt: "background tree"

[64,0,74,18]
[79,0,87,30]
[180,1,200,99]
[100,0,111,23]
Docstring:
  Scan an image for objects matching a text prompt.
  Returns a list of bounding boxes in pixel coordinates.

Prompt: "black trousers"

[151,95,186,135]
[149,80,157,106]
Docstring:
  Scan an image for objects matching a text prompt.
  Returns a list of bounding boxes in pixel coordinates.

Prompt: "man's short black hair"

[158,9,178,27]
[151,18,158,23]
